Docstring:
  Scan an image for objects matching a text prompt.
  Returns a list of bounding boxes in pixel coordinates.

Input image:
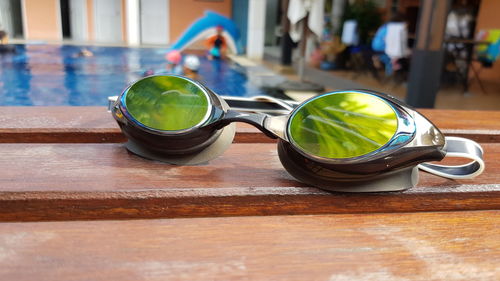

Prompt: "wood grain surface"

[0,142,498,221]
[0,106,498,280]
[0,107,499,143]
[0,211,498,281]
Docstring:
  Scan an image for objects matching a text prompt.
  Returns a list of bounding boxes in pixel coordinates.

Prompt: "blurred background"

[1,0,499,110]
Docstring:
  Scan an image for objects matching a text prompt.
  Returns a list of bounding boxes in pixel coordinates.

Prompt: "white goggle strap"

[418,136,485,179]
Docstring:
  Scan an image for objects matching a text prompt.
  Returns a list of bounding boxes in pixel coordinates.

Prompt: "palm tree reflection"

[290,93,398,158]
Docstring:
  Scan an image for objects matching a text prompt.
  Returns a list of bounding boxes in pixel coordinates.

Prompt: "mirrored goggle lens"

[124,76,210,131]
[288,91,398,159]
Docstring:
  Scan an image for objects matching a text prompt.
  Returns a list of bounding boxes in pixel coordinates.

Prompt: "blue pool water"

[0,44,266,106]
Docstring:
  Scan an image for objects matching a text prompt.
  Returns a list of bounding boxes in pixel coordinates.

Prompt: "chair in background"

[349,45,381,81]
[469,29,500,94]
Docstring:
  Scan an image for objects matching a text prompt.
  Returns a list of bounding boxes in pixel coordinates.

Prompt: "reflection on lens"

[125,76,209,131]
[288,92,398,159]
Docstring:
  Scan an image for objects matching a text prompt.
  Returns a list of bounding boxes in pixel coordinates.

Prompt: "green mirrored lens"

[125,76,209,131]
[289,92,398,159]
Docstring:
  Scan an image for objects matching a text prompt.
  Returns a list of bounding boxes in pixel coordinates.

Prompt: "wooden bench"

[0,107,498,280]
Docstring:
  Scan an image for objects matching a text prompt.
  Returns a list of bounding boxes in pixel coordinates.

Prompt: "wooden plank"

[0,143,498,221]
[0,211,498,280]
[419,109,500,143]
[0,107,499,143]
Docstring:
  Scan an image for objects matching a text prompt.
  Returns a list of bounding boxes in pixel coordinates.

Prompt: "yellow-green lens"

[125,76,209,131]
[288,92,398,159]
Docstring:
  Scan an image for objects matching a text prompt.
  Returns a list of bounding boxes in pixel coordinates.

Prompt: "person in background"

[0,29,7,44]
[165,50,183,74]
[206,25,226,60]
[73,48,93,58]
[0,28,16,54]
[371,21,391,75]
[142,69,155,77]
[385,15,410,76]
[182,55,201,80]
[141,50,183,77]
[372,13,409,77]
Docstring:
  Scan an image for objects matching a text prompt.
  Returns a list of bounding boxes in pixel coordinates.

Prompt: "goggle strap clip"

[418,136,485,179]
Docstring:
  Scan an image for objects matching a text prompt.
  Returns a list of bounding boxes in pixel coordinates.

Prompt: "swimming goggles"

[109,75,484,192]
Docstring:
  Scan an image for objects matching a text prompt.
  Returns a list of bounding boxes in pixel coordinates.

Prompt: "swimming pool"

[0,44,267,106]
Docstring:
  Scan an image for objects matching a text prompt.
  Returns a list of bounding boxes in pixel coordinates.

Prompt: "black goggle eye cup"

[275,91,483,191]
[112,75,237,165]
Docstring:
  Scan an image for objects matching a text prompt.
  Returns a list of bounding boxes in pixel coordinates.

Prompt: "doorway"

[140,0,169,45]
[68,0,88,41]
[0,0,24,39]
[94,0,123,43]
[60,0,71,39]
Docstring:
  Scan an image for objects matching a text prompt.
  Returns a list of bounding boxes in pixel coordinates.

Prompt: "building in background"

[1,0,499,85]
[0,0,268,56]
[0,0,233,45]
